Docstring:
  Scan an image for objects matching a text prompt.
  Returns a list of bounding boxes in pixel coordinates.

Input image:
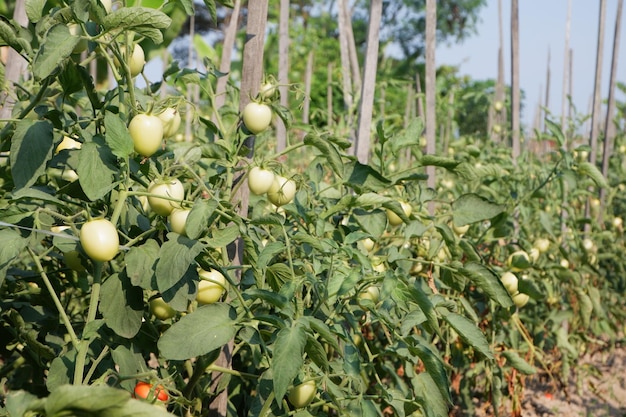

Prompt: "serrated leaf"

[10,120,54,191]
[305,334,329,371]
[104,112,134,158]
[343,161,391,191]
[102,7,172,43]
[186,199,217,240]
[158,303,238,360]
[99,273,144,338]
[271,323,307,402]
[5,390,41,417]
[459,263,513,308]
[243,288,289,309]
[442,313,493,359]
[501,350,536,375]
[77,138,118,201]
[33,24,79,80]
[204,0,218,22]
[125,239,160,288]
[355,192,392,207]
[545,118,564,148]
[258,241,285,270]
[26,0,47,22]
[155,234,205,293]
[300,316,340,351]
[408,283,439,334]
[205,224,239,248]
[451,193,506,227]
[352,208,387,238]
[413,372,450,417]
[407,341,452,405]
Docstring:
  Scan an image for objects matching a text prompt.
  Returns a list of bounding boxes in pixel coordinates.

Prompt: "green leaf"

[125,239,160,289]
[10,120,54,191]
[47,349,76,390]
[300,316,340,351]
[0,229,27,287]
[304,133,344,178]
[77,138,118,201]
[575,288,593,329]
[155,233,205,293]
[407,341,452,405]
[545,118,565,148]
[459,263,513,308]
[13,187,64,206]
[420,155,460,170]
[413,372,450,417]
[5,390,41,417]
[99,273,144,338]
[33,24,79,80]
[501,350,536,375]
[45,384,130,416]
[103,7,172,43]
[408,283,439,335]
[343,161,391,191]
[258,241,285,270]
[111,346,147,390]
[205,224,239,248]
[178,0,195,15]
[442,313,493,359]
[186,199,217,240]
[452,193,506,227]
[100,398,178,417]
[0,17,33,55]
[352,208,387,239]
[104,112,134,159]
[271,322,307,402]
[304,334,329,371]
[158,303,238,360]
[576,161,609,188]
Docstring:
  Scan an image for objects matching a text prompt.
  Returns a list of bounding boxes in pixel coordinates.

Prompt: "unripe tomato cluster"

[133,381,169,402]
[248,167,297,207]
[500,271,529,308]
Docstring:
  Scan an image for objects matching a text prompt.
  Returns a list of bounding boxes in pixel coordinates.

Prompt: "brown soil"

[452,344,626,417]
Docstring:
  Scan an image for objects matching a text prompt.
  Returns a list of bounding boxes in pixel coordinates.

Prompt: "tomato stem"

[27,247,80,348]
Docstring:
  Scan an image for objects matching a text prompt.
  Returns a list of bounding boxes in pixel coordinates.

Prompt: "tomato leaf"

[271,322,307,403]
[406,339,452,406]
[205,223,239,248]
[451,193,506,227]
[304,133,344,178]
[305,333,329,371]
[0,229,27,288]
[10,120,54,191]
[102,7,172,43]
[155,233,205,293]
[125,239,160,289]
[104,112,134,159]
[45,384,130,415]
[185,199,217,240]
[501,350,536,375]
[77,138,118,201]
[459,263,513,308]
[442,312,493,360]
[413,372,450,417]
[158,303,238,360]
[99,273,144,338]
[33,25,80,81]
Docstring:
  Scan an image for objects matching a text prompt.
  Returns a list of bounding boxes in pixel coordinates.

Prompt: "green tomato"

[242,102,272,134]
[149,296,177,320]
[259,82,276,99]
[115,44,145,77]
[248,166,275,195]
[287,380,317,409]
[533,238,550,253]
[148,179,185,216]
[267,175,296,206]
[512,292,530,308]
[158,108,181,138]
[169,208,191,236]
[196,269,227,305]
[386,201,412,226]
[129,113,164,157]
[358,285,380,304]
[80,219,119,262]
[500,271,518,295]
[361,237,375,252]
[452,223,470,236]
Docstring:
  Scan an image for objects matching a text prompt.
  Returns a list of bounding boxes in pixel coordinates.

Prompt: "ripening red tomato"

[133,381,169,402]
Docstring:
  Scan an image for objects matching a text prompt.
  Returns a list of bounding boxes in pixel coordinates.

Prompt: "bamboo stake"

[276,0,290,151]
[214,0,242,112]
[510,0,521,161]
[425,0,437,209]
[560,0,572,135]
[302,51,314,124]
[0,0,28,120]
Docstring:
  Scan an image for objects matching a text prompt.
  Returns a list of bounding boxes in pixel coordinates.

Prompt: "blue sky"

[436,0,626,132]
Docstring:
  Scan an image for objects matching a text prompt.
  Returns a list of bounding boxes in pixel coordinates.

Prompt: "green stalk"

[27,248,79,348]
[73,261,104,385]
